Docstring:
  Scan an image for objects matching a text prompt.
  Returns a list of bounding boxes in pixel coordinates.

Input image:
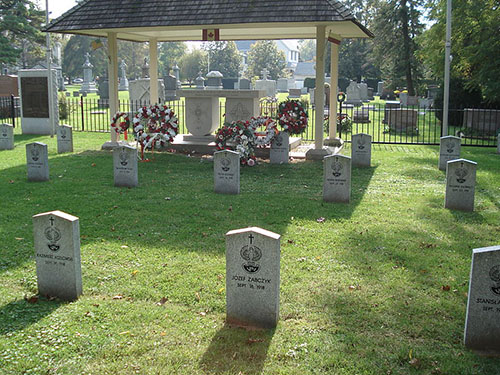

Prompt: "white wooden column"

[107,32,119,143]
[149,38,159,104]
[314,25,326,150]
[329,39,340,140]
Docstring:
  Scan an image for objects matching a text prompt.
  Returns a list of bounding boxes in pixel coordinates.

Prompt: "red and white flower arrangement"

[277,99,308,134]
[132,104,179,150]
[110,112,131,135]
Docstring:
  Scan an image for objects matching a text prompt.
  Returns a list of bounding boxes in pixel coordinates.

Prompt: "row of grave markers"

[1,123,73,153]
[31,209,500,352]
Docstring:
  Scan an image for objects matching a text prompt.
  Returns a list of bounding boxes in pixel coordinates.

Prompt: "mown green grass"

[0,133,499,374]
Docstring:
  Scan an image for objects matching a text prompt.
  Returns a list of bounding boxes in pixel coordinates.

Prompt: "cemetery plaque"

[439,136,461,171]
[57,124,73,154]
[270,132,289,164]
[20,77,49,118]
[445,159,476,212]
[464,245,500,354]
[351,133,372,167]
[113,144,138,187]
[26,142,49,181]
[226,227,281,329]
[0,123,14,150]
[214,150,240,194]
[33,210,82,301]
[323,154,351,203]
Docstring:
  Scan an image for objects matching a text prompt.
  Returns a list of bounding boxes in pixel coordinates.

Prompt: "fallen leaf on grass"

[409,358,421,367]
[84,311,93,317]
[228,205,233,212]
[131,270,138,276]
[8,180,14,184]
[15,237,24,241]
[118,331,130,335]
[287,239,295,244]
[316,217,326,223]
[198,311,206,316]
[160,331,167,336]
[91,163,96,167]
[25,295,39,304]
[218,288,224,294]
[121,245,129,249]
[112,295,124,300]
[441,285,451,291]
[156,297,168,306]
[195,292,201,301]
[247,338,264,344]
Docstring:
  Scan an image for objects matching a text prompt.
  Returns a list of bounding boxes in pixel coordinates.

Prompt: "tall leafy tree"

[202,41,241,77]
[247,40,286,80]
[298,39,316,62]
[0,0,45,67]
[62,35,107,80]
[179,49,206,84]
[420,0,500,103]
[158,42,187,75]
[370,0,424,95]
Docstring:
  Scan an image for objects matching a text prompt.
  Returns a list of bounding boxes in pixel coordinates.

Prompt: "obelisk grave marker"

[33,210,82,301]
[226,227,281,329]
[464,245,500,354]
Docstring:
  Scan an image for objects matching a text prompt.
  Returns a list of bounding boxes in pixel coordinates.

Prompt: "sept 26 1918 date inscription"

[21,77,50,118]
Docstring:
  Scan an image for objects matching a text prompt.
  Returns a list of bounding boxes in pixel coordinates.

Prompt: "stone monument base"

[324,137,344,148]
[305,147,333,160]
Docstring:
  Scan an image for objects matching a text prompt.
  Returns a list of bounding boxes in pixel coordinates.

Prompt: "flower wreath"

[278,99,308,134]
[215,120,256,165]
[110,112,131,134]
[132,105,179,150]
[248,116,279,147]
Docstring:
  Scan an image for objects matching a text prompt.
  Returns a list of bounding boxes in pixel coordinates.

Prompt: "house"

[293,61,316,88]
[235,40,300,75]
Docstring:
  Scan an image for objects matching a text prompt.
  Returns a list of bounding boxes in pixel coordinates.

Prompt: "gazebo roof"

[45,0,373,42]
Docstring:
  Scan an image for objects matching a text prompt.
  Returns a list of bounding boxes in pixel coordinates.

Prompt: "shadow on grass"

[0,298,64,335]
[199,324,274,375]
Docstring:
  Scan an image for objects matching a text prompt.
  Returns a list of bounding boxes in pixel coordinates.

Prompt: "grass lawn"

[0,133,499,374]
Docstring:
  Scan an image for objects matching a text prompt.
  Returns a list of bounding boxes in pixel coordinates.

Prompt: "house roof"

[294,62,316,77]
[44,0,373,42]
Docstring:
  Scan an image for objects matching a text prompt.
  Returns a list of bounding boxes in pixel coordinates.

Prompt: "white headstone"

[445,159,476,212]
[323,154,351,203]
[113,144,138,187]
[18,69,59,135]
[351,133,372,167]
[270,132,289,164]
[439,136,461,171]
[26,142,49,181]
[33,210,82,301]
[0,123,14,150]
[277,78,288,92]
[345,81,362,106]
[57,125,73,153]
[226,227,281,329]
[359,82,368,101]
[214,150,240,194]
[464,245,500,354]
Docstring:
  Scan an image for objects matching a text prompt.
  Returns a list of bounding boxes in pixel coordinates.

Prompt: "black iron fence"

[2,96,498,147]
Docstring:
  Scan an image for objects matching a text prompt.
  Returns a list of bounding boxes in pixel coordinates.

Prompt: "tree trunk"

[400,0,415,96]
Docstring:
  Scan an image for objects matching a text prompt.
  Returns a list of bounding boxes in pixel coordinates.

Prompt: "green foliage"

[118,41,149,80]
[420,0,500,103]
[298,39,316,62]
[158,42,187,74]
[58,94,70,120]
[202,41,241,78]
[0,0,45,66]
[247,41,286,80]
[62,35,108,80]
[179,49,207,83]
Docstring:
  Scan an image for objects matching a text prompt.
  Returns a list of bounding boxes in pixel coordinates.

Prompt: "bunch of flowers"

[216,120,256,165]
[132,104,178,149]
[110,112,131,134]
[277,99,308,134]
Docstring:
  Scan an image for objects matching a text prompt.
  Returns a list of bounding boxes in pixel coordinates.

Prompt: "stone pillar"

[105,32,119,146]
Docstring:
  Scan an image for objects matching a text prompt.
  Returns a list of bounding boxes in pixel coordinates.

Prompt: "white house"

[235,40,300,75]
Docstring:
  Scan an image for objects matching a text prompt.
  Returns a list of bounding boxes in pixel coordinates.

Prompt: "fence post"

[80,96,85,131]
[10,94,15,128]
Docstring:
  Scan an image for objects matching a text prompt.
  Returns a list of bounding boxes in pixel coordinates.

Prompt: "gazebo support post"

[306,25,332,160]
[325,37,342,147]
[102,32,120,150]
[149,38,159,104]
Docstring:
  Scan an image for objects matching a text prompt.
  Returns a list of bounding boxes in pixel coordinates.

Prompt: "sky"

[37,0,78,19]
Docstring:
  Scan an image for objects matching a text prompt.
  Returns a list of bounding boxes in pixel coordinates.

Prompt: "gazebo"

[45,0,372,158]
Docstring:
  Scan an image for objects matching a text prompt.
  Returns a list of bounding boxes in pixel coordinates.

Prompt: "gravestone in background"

[33,210,82,301]
[118,60,129,91]
[113,144,138,188]
[226,226,281,329]
[214,150,240,194]
[57,124,73,154]
[386,109,418,133]
[382,101,400,124]
[377,81,384,96]
[463,109,500,136]
[26,142,49,181]
[239,78,251,90]
[323,154,351,203]
[288,88,301,99]
[351,133,372,168]
[439,136,461,171]
[0,123,14,150]
[277,78,288,93]
[206,71,223,89]
[464,245,500,354]
[255,69,277,97]
[445,159,476,212]
[345,81,362,106]
[270,132,289,164]
[80,53,98,94]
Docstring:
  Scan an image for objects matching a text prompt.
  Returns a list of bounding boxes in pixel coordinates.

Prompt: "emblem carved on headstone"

[119,149,128,166]
[31,147,40,161]
[45,216,61,252]
[455,162,469,184]
[357,138,366,150]
[489,265,500,296]
[331,157,343,177]
[446,140,454,153]
[1,126,6,137]
[221,157,231,172]
[240,234,262,274]
[274,134,283,147]
[60,127,67,139]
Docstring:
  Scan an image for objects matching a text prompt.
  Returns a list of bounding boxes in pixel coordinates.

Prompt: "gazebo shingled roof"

[45,0,373,41]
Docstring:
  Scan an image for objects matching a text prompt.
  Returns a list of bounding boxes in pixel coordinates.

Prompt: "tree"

[247,41,286,80]
[0,0,45,67]
[370,0,424,95]
[118,41,148,80]
[158,42,187,75]
[420,0,500,103]
[179,49,206,84]
[298,39,316,62]
[202,41,241,77]
[62,35,107,80]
